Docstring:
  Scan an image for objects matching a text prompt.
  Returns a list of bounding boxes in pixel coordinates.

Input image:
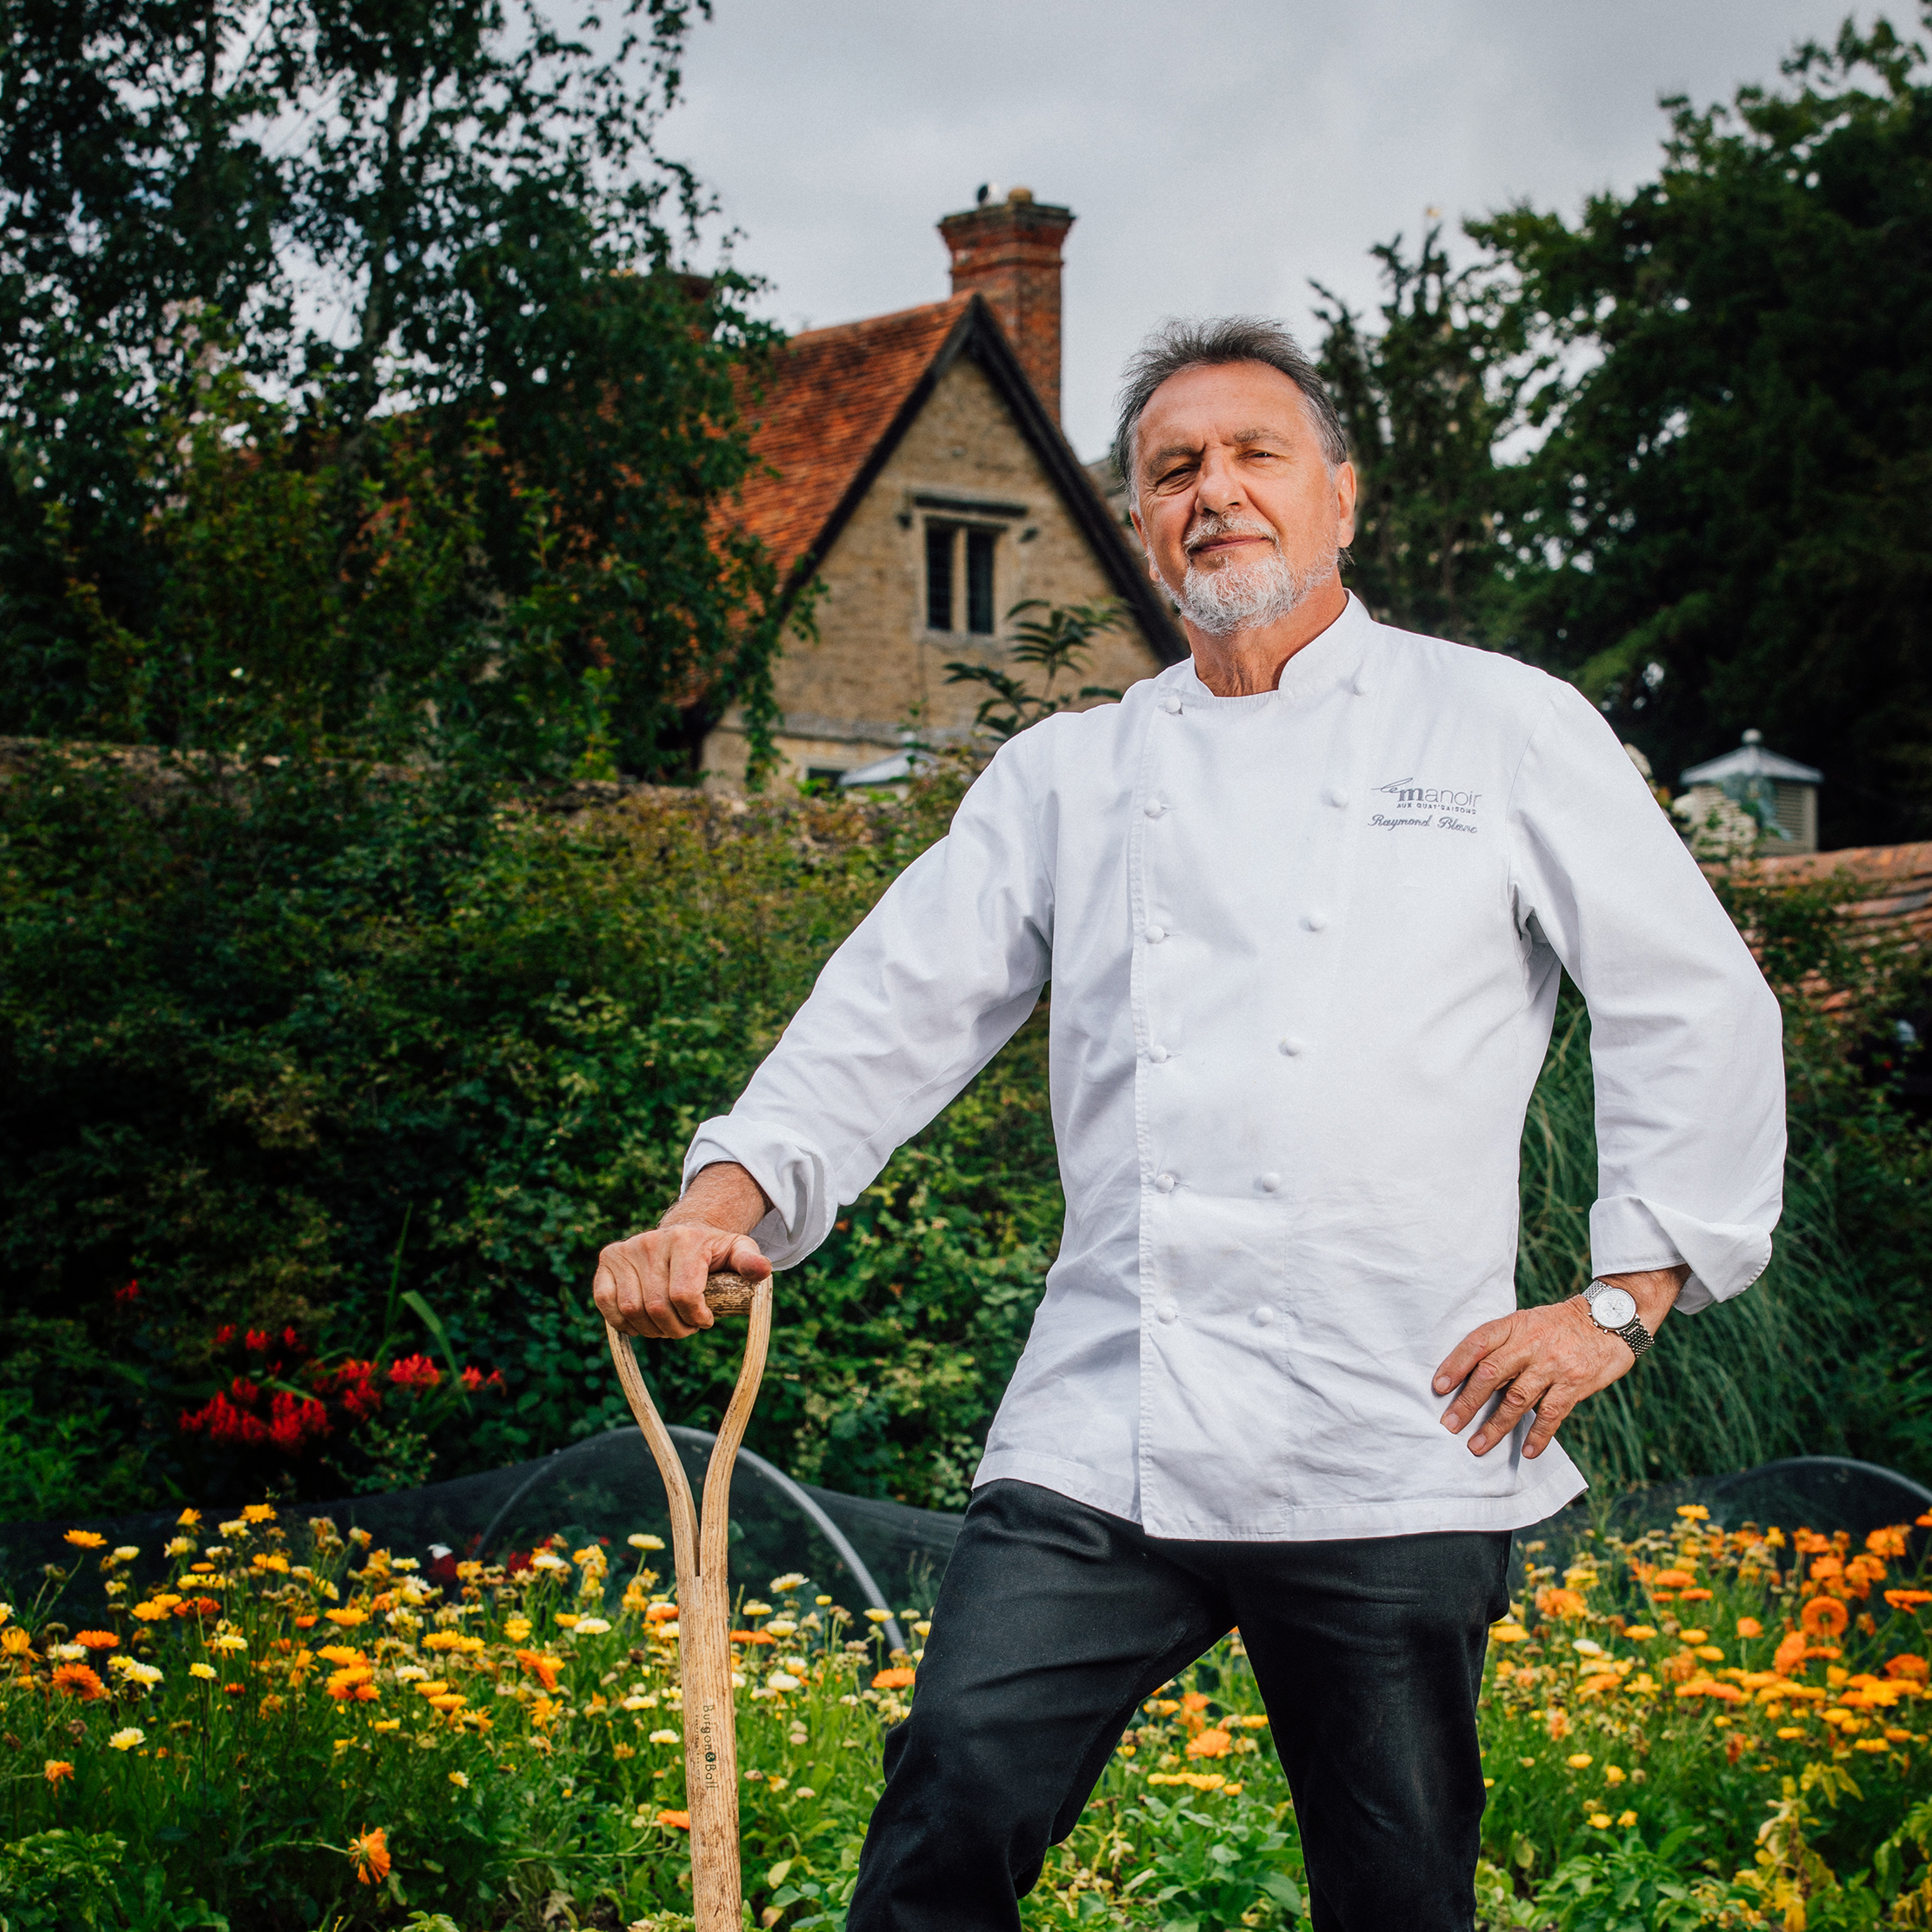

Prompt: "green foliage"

[0,0,791,781]
[943,598,1126,742]
[6,736,1932,1515]
[1316,223,1530,643]
[1535,1825,1716,1931]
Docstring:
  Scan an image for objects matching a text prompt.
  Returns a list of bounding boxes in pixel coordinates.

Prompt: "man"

[594,318,1785,1930]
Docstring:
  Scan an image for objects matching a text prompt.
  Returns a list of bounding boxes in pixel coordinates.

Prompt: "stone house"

[703,188,1183,789]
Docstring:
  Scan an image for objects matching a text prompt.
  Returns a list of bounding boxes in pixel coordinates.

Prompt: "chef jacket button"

[1302,909,1329,932]
[1154,1172,1176,1193]
[1252,1306,1276,1328]
[1145,923,1166,943]
[1148,1043,1169,1063]
[1258,1171,1281,1193]
[1278,1036,1307,1056]
[1156,1302,1179,1324]
[1144,799,1166,818]
[1326,786,1350,808]
[1163,695,1183,716]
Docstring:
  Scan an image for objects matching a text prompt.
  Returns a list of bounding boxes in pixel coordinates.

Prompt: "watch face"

[1591,1286,1638,1329]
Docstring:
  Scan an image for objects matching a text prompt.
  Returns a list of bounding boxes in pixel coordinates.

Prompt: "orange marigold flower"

[1737,1618,1763,1639]
[1802,1596,1851,1640]
[645,1603,681,1623]
[657,1810,691,1830]
[1885,1590,1932,1612]
[1680,1588,1713,1602]
[349,1827,390,1886]
[72,1630,119,1650]
[872,1667,916,1690]
[515,1649,563,1691]
[730,1629,776,1645]
[1869,1526,1910,1559]
[1774,1630,1808,1676]
[1650,1570,1696,1591]
[43,1759,74,1784]
[1186,1729,1234,1758]
[63,1530,106,1549]
[50,1663,105,1701]
[1885,1656,1931,1682]
[1536,1587,1589,1621]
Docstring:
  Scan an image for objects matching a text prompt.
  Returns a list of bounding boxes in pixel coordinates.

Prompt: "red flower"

[388,1353,441,1392]
[245,1329,270,1353]
[111,1281,139,1306]
[212,1324,236,1347]
[459,1365,504,1393]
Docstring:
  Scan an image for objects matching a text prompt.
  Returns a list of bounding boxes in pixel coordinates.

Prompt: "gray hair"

[1112,316,1347,504]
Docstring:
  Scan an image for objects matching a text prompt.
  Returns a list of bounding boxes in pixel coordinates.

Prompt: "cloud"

[666,0,1874,456]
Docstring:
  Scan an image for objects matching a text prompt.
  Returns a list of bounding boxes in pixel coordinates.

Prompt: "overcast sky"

[663,0,1885,462]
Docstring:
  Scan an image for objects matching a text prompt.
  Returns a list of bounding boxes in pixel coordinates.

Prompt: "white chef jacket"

[685,595,1786,1541]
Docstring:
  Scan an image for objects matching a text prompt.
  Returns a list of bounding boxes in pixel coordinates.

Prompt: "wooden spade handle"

[605,1270,773,1932]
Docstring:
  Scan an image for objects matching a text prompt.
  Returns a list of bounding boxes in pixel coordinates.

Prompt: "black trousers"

[846,1480,1510,1932]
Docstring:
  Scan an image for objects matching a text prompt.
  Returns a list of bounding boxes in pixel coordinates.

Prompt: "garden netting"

[7,1446,1929,1640]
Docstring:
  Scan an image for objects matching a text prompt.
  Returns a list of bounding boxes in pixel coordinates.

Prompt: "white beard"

[1177,516,1335,637]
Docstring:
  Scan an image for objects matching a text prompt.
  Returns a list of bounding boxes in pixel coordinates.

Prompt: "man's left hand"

[1432,1267,1689,1458]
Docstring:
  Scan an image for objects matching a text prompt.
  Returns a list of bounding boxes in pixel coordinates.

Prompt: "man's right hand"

[594,1162,774,1339]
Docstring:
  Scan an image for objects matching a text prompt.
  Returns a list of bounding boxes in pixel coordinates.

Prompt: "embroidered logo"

[1369,776,1482,835]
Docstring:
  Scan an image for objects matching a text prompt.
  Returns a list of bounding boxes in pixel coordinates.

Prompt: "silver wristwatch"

[1583,1280,1654,1359]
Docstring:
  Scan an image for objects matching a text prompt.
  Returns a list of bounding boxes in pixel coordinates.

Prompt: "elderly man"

[594,318,1785,1931]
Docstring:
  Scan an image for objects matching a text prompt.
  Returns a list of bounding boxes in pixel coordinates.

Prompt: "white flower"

[768,1672,802,1692]
[530,1552,569,1571]
[48,1643,87,1662]
[394,1665,430,1683]
[572,1617,612,1636]
[766,1619,797,1638]
[628,1533,665,1551]
[113,1545,140,1562]
[780,1655,808,1673]
[1572,1638,1604,1656]
[649,1729,680,1744]
[0,1602,11,1626]
[211,1633,248,1653]
[109,1728,144,1750]
[190,1662,217,1681]
[217,1520,249,1539]
[769,1573,807,1593]
[121,1662,163,1686]
[796,1787,816,1799]
[731,1672,746,1689]
[620,1695,652,1711]
[166,1537,196,1557]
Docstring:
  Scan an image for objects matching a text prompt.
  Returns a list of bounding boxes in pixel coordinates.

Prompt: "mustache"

[1183,512,1278,555]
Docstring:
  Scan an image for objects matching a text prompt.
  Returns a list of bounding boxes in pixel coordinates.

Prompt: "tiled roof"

[729,296,974,584]
[1745,841,1932,950]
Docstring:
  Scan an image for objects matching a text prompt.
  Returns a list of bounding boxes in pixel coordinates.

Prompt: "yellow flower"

[649,1729,681,1744]
[503,1618,533,1642]
[1776,1727,1806,1740]
[1489,1623,1529,1645]
[242,1503,276,1523]
[449,1771,470,1788]
[63,1530,107,1549]
[554,1614,580,1629]
[770,1572,807,1592]
[628,1533,665,1550]
[1567,1753,1594,1769]
[1623,1626,1657,1642]
[43,1759,75,1784]
[1676,1504,1710,1522]
[108,1728,144,1750]
[1605,1765,1627,1785]
[1617,1809,1638,1829]
[324,1608,369,1628]
[177,1509,201,1527]
[1589,1813,1613,1829]
[816,1596,832,1607]
[2,1628,31,1656]
[190,1662,217,1681]
[863,1608,891,1624]
[372,1719,402,1732]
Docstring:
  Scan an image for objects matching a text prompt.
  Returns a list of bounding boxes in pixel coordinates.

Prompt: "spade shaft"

[606,1272,772,1932]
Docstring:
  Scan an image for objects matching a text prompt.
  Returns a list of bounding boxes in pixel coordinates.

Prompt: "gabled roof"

[729,293,1184,662]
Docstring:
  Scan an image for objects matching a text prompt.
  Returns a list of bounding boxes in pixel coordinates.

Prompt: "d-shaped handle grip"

[699,1273,763,1316]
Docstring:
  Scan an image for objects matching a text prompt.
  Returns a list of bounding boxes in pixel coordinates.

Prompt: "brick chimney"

[938,186,1076,423]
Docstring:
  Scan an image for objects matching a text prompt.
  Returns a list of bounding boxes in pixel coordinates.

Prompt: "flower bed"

[8,1502,1932,1929]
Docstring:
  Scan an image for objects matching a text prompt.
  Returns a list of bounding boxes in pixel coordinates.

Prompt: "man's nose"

[1193,445,1244,515]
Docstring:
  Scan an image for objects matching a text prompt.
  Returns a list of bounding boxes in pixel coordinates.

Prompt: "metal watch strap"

[1586,1281,1655,1360]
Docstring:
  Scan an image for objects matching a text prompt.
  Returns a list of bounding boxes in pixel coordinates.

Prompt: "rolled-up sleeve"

[682,742,1054,1269]
[1508,682,1786,1314]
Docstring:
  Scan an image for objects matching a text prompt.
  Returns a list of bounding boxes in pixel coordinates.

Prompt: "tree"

[1314,223,1529,643]
[0,0,788,780]
[1469,12,1932,846]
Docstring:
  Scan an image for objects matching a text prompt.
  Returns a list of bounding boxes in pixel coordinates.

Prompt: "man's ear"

[1129,504,1165,588]
[1335,460,1359,550]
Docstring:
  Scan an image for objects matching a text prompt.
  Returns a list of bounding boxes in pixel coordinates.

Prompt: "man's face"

[1129,362,1356,637]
